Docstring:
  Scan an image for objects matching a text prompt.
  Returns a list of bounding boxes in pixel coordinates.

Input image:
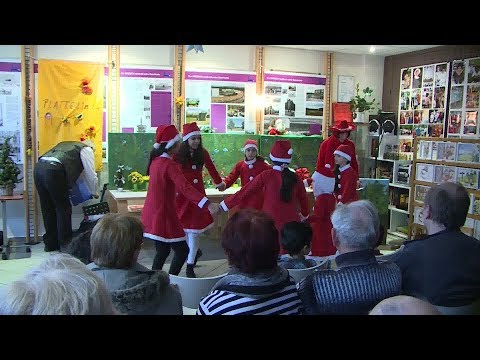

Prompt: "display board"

[184,69,257,134]
[119,66,173,133]
[409,136,480,240]
[0,61,23,164]
[263,71,326,134]
[398,62,450,155]
[447,57,480,138]
[108,133,323,190]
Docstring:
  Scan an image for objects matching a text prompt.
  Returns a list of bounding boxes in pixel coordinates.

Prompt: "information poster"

[184,70,257,134]
[263,71,326,134]
[447,57,480,138]
[0,61,23,164]
[398,62,450,153]
[119,66,173,134]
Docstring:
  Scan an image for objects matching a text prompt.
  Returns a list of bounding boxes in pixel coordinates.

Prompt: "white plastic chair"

[287,259,330,284]
[169,272,228,310]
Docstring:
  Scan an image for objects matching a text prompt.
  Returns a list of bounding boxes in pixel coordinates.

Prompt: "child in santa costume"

[219,140,310,254]
[142,125,216,275]
[306,164,337,257]
[316,120,359,178]
[333,144,359,205]
[217,139,271,211]
[174,122,223,278]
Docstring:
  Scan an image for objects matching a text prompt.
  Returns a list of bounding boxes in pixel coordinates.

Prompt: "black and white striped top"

[197,282,303,315]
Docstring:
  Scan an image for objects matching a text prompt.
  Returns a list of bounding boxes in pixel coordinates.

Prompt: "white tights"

[186,232,199,265]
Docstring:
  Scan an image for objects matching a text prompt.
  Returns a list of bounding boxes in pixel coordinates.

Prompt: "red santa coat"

[222,157,271,210]
[335,164,359,204]
[142,154,209,242]
[316,136,359,175]
[220,166,310,254]
[308,193,337,256]
[175,148,222,233]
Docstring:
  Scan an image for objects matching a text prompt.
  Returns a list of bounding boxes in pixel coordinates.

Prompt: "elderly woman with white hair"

[0,253,117,315]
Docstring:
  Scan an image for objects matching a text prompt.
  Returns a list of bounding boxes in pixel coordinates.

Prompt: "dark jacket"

[298,249,401,315]
[41,141,87,187]
[87,262,183,315]
[390,229,480,307]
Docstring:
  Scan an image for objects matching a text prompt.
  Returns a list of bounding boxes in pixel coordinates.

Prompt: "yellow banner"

[38,59,104,171]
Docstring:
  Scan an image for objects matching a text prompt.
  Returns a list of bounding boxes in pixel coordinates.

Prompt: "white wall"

[1,45,385,238]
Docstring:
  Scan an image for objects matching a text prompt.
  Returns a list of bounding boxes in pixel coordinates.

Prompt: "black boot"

[186,264,197,278]
[194,249,203,266]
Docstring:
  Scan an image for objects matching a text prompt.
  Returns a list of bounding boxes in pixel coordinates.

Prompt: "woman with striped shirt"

[197,209,303,315]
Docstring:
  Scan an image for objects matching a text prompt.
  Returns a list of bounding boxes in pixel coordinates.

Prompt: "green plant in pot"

[0,137,22,196]
[349,83,379,122]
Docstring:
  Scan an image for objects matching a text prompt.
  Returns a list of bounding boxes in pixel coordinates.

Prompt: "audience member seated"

[197,209,303,315]
[278,221,317,269]
[369,295,441,315]
[298,200,402,315]
[0,253,117,315]
[65,230,92,264]
[87,213,183,315]
[389,182,480,307]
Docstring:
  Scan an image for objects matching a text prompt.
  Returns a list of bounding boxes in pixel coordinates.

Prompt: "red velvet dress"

[316,135,359,175]
[335,164,359,205]
[308,193,337,256]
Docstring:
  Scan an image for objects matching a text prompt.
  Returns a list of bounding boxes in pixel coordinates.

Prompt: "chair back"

[434,298,480,315]
[287,259,329,284]
[169,273,228,309]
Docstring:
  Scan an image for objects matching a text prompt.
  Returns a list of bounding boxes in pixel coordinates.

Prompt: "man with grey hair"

[369,295,441,315]
[298,200,402,314]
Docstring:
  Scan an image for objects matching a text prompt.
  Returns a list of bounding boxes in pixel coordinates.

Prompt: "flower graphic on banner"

[80,126,96,141]
[80,78,93,95]
[175,96,185,107]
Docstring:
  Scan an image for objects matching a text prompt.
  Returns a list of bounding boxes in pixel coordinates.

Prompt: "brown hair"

[221,209,279,274]
[90,213,144,268]
[424,182,470,230]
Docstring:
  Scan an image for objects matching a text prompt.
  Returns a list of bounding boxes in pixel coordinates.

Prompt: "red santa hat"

[330,120,355,133]
[334,144,354,162]
[182,122,201,141]
[243,139,258,152]
[269,140,293,163]
[310,164,335,196]
[154,124,182,150]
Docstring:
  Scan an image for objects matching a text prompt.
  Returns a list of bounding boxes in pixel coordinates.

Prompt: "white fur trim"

[193,179,199,184]
[333,149,351,162]
[325,164,331,169]
[153,142,161,149]
[183,130,201,142]
[338,174,341,179]
[269,154,291,163]
[303,179,309,187]
[198,197,208,208]
[183,222,214,234]
[192,165,197,170]
[220,200,229,212]
[160,152,172,159]
[287,148,293,155]
[143,232,186,242]
[299,213,309,222]
[165,133,182,149]
[272,165,282,171]
[244,158,257,165]
[338,184,341,188]
[244,144,258,151]
[249,176,253,181]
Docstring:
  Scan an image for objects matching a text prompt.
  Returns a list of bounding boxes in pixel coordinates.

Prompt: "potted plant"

[349,83,379,123]
[114,164,126,191]
[0,137,22,196]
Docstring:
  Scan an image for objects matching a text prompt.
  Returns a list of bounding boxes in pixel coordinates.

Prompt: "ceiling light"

[369,46,376,53]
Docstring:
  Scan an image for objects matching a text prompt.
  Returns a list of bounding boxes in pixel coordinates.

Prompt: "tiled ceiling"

[270,45,439,56]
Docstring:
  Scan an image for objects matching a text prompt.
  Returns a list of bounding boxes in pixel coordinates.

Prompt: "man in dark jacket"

[34,140,98,252]
[389,182,480,307]
[298,200,401,315]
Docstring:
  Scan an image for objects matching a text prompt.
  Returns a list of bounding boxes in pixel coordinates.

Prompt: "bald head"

[369,295,441,315]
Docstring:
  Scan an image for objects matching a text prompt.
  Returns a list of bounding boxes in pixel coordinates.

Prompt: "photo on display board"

[411,89,422,109]
[399,125,413,136]
[413,110,424,124]
[412,67,423,89]
[433,165,444,183]
[265,85,282,95]
[413,124,428,138]
[400,91,411,110]
[401,68,412,90]
[211,85,245,104]
[428,109,444,124]
[448,111,462,135]
[436,141,456,161]
[450,86,464,109]
[416,163,435,183]
[423,65,434,87]
[463,111,478,135]
[452,61,466,85]
[456,167,479,189]
[428,124,443,137]
[467,58,480,83]
[435,64,448,87]
[457,142,480,162]
[433,87,446,108]
[284,99,296,116]
[422,87,433,108]
[465,85,480,108]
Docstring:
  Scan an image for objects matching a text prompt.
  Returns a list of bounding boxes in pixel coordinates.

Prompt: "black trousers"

[33,161,72,251]
[152,240,189,275]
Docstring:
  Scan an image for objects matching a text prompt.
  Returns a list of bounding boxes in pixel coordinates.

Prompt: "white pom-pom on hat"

[325,164,331,168]
[287,148,293,155]
[153,143,160,149]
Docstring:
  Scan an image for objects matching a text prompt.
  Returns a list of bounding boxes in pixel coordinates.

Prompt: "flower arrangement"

[349,83,379,119]
[175,96,185,107]
[0,137,22,195]
[80,126,96,142]
[80,78,93,95]
[128,171,145,184]
[114,165,126,189]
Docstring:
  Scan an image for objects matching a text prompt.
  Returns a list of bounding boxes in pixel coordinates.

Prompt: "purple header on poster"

[0,62,21,72]
[264,73,326,85]
[211,104,227,133]
[120,68,173,78]
[122,127,135,133]
[186,71,256,83]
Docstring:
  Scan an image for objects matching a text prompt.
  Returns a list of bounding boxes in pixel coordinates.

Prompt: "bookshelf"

[409,136,480,240]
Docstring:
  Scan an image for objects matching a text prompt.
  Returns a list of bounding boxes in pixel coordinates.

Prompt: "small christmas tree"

[0,137,22,194]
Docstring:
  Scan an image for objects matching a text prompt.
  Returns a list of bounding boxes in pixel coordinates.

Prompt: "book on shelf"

[456,167,479,190]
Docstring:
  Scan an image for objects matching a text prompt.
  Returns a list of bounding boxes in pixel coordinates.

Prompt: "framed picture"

[337,75,355,102]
